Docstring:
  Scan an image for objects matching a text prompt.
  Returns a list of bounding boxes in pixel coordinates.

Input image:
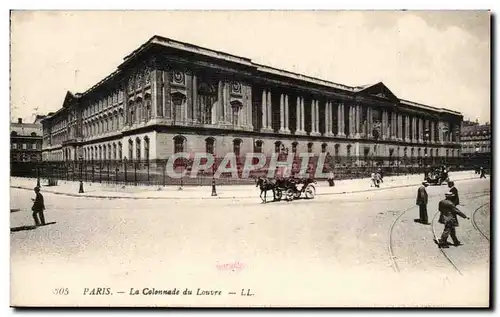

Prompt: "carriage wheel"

[293,191,301,199]
[275,189,283,201]
[285,189,295,201]
[304,185,316,199]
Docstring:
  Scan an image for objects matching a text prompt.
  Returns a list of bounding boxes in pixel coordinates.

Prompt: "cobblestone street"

[10,177,490,307]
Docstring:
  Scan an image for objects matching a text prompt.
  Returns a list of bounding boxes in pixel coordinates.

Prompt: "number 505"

[53,288,69,295]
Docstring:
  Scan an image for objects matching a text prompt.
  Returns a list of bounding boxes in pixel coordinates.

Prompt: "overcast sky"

[10,10,490,124]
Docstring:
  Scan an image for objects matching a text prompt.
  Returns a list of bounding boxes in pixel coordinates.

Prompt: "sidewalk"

[10,171,478,200]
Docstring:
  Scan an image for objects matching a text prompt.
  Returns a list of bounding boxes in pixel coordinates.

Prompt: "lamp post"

[79,157,84,193]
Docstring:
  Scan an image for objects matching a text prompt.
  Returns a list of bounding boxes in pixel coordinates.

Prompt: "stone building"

[41,35,463,166]
[11,116,44,162]
[461,120,491,156]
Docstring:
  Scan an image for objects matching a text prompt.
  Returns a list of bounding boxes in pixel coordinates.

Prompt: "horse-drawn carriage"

[256,176,317,203]
[425,166,450,185]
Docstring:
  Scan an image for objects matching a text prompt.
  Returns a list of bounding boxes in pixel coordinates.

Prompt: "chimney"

[17,118,22,124]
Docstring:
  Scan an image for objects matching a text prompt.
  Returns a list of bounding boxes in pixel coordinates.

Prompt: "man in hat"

[447,181,460,206]
[31,186,46,226]
[415,181,430,224]
[436,193,469,248]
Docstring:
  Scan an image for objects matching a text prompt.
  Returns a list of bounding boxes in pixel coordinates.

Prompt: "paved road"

[10,178,490,307]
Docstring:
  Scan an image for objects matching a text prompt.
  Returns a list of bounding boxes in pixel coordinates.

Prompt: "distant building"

[10,117,44,162]
[460,120,491,157]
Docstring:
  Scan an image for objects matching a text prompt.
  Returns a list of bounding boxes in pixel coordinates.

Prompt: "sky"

[10,10,491,124]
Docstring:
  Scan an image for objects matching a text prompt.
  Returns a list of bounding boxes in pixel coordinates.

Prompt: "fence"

[10,154,490,187]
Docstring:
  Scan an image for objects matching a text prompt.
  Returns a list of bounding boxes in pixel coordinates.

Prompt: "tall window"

[232,105,240,126]
[347,145,352,157]
[321,143,327,153]
[128,139,133,159]
[292,142,298,154]
[275,141,282,153]
[205,137,215,154]
[145,98,152,121]
[174,136,185,154]
[144,137,150,161]
[233,139,242,157]
[136,138,141,161]
[108,144,111,161]
[197,80,217,124]
[307,142,313,153]
[118,142,122,160]
[334,144,340,158]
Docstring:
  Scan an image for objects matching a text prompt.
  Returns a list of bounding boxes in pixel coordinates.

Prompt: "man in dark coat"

[479,167,487,179]
[447,181,460,206]
[415,181,430,224]
[31,186,46,226]
[436,193,469,248]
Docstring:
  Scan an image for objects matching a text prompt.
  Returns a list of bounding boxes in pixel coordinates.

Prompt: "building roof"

[10,122,42,136]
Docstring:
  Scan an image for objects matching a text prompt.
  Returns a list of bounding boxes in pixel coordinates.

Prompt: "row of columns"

[261,91,450,145]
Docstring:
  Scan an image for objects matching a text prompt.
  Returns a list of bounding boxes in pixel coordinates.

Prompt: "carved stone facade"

[41,35,463,164]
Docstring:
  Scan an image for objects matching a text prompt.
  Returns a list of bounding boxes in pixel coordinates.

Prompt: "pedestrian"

[415,181,430,225]
[328,171,335,187]
[31,186,46,226]
[447,181,460,206]
[436,193,469,248]
[479,167,487,179]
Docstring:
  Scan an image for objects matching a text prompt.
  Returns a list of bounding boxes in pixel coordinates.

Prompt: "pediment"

[62,91,76,108]
[354,82,399,103]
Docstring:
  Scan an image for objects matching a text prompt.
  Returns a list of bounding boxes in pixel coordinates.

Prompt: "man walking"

[415,181,430,225]
[436,193,469,248]
[479,166,487,179]
[31,186,46,226]
[447,181,460,206]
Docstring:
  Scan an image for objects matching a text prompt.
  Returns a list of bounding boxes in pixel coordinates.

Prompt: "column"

[123,84,129,126]
[186,72,193,123]
[392,112,397,140]
[367,107,373,139]
[301,97,305,133]
[412,117,417,143]
[163,70,171,120]
[218,80,224,123]
[355,105,361,138]
[315,100,320,134]
[404,116,409,142]
[279,93,285,132]
[397,113,403,141]
[430,121,435,143]
[261,90,267,129]
[192,74,198,123]
[267,91,272,130]
[338,103,344,137]
[418,118,423,143]
[152,69,163,118]
[324,101,330,136]
[311,100,320,136]
[295,96,300,133]
[284,94,290,133]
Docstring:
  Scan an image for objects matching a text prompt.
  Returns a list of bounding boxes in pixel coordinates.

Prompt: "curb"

[10,176,479,200]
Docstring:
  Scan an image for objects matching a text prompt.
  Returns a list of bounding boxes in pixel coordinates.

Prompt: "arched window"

[233,139,242,157]
[128,139,133,160]
[321,143,327,153]
[254,140,264,153]
[205,137,215,154]
[274,141,282,153]
[31,132,37,136]
[118,142,122,160]
[144,136,150,161]
[174,135,186,154]
[136,99,143,122]
[136,138,141,161]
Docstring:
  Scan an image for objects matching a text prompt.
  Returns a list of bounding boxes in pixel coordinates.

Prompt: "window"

[307,142,313,153]
[347,145,352,157]
[118,142,122,160]
[174,136,185,154]
[275,141,282,153]
[32,143,37,150]
[233,139,242,157]
[128,139,133,159]
[22,143,27,150]
[334,144,340,157]
[136,138,141,161]
[321,143,327,153]
[11,143,17,149]
[232,106,239,126]
[144,137,150,161]
[31,132,37,136]
[292,142,298,154]
[205,137,215,154]
[108,144,111,161]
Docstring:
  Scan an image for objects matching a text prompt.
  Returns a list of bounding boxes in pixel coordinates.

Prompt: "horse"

[255,177,277,203]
